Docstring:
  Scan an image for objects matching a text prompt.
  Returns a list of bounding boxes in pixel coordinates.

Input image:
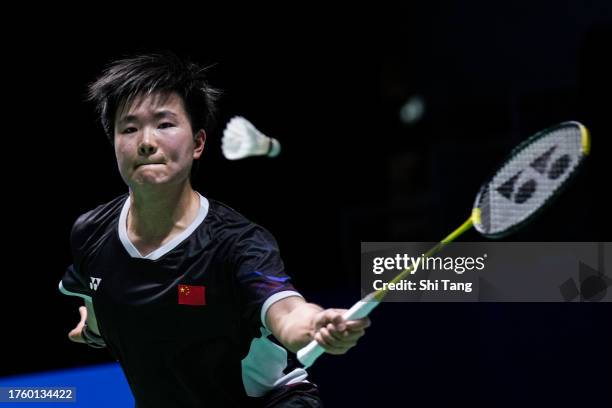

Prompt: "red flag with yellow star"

[178,284,206,306]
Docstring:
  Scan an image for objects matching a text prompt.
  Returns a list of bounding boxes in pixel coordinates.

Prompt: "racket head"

[472,121,590,239]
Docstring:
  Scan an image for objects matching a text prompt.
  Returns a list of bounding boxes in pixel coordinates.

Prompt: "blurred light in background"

[399,95,426,125]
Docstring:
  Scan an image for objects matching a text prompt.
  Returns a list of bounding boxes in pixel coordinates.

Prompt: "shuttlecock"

[222,116,281,160]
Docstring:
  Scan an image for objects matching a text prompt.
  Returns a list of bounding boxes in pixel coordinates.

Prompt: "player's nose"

[138,129,158,156]
[138,142,157,156]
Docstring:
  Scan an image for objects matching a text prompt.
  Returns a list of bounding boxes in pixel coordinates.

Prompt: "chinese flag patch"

[178,284,206,306]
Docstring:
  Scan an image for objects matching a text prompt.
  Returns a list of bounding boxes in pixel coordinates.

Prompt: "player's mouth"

[135,162,165,169]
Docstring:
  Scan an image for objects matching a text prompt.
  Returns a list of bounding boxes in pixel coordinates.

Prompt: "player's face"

[113,92,205,189]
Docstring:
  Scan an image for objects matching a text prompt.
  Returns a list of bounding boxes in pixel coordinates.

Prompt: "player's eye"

[122,127,137,134]
[158,122,175,129]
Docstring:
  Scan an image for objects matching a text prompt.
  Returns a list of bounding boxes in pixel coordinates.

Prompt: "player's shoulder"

[206,198,254,230]
[207,198,248,220]
[205,198,275,242]
[71,194,127,246]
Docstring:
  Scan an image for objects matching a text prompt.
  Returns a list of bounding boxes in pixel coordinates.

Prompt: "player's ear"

[193,129,206,159]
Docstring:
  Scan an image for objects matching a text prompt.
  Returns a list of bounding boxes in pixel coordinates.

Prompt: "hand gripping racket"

[297,121,591,367]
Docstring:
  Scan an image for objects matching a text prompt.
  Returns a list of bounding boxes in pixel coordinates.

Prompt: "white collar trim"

[118,192,209,260]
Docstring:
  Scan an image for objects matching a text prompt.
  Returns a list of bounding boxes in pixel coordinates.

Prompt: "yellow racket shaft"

[297,216,474,367]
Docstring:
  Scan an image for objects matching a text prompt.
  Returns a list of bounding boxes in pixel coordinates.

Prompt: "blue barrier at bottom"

[0,363,134,407]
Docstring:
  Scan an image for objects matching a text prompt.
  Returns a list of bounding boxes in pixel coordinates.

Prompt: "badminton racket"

[297,121,591,367]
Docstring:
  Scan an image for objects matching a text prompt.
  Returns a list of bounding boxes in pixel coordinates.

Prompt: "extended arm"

[265,296,370,354]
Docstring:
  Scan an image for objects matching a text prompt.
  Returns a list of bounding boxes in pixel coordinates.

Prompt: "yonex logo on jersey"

[90,277,102,291]
[496,145,572,204]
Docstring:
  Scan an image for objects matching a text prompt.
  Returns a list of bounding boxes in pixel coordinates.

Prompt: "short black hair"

[88,52,220,143]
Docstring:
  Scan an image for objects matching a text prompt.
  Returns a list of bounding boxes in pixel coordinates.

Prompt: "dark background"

[2,2,611,406]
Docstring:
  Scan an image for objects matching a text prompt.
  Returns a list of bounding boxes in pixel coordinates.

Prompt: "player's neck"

[127,182,200,245]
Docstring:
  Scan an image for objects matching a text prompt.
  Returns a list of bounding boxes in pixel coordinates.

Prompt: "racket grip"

[297,297,379,368]
[296,339,325,368]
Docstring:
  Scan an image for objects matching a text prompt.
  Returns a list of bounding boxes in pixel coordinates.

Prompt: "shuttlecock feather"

[221,116,281,160]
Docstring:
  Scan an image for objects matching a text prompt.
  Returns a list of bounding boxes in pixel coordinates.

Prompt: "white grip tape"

[296,297,379,368]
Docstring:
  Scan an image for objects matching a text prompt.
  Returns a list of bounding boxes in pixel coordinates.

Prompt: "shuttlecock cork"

[222,116,281,160]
